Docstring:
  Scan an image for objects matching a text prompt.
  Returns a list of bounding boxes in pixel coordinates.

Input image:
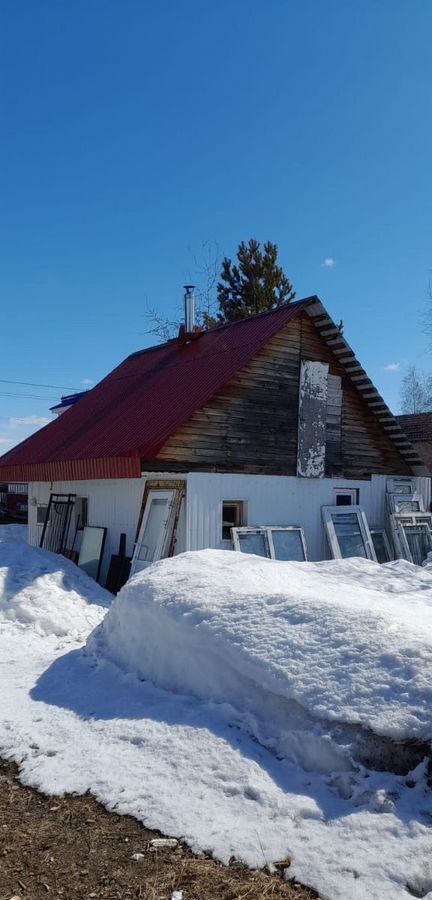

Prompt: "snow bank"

[0,540,110,639]
[89,550,432,761]
[2,547,432,899]
[0,523,28,543]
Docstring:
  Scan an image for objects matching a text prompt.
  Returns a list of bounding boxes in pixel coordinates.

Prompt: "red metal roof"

[0,299,314,481]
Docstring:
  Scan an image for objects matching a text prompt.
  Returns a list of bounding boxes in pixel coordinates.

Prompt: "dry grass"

[0,759,319,900]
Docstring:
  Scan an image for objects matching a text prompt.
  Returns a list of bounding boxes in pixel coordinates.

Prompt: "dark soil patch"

[0,759,319,900]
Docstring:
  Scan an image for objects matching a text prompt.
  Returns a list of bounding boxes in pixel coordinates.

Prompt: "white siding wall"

[27,473,187,583]
[186,473,432,561]
[27,472,432,576]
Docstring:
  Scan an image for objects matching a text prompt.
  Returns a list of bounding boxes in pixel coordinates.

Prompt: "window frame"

[370,528,393,564]
[334,488,359,506]
[386,477,416,496]
[390,512,432,565]
[131,479,185,576]
[75,496,88,530]
[221,500,247,542]
[321,504,377,561]
[231,526,308,561]
[387,493,424,516]
[36,504,50,526]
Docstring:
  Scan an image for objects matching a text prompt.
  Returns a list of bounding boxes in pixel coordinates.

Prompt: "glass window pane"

[371,532,390,564]
[336,494,352,506]
[390,482,413,494]
[238,531,269,557]
[332,513,367,558]
[404,525,432,566]
[138,498,169,561]
[222,502,243,540]
[395,500,420,514]
[272,529,305,561]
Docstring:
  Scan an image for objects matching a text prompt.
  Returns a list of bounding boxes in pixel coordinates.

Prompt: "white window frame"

[370,528,393,563]
[390,512,432,564]
[333,488,358,506]
[322,505,377,561]
[231,526,308,561]
[387,493,424,516]
[386,477,416,495]
[130,480,185,576]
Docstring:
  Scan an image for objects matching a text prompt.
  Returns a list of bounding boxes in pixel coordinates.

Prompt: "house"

[0,294,429,582]
[50,390,89,416]
[0,481,28,522]
[397,413,432,475]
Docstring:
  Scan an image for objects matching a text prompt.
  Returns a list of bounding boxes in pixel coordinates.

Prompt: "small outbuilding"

[0,295,429,583]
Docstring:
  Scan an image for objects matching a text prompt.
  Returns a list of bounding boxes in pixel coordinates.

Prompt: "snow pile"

[0,523,28,543]
[1,547,432,898]
[89,550,432,770]
[0,540,110,639]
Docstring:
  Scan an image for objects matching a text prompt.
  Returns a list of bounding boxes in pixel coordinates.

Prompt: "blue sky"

[1,0,431,452]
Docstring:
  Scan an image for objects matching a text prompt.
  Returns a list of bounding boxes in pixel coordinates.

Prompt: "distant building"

[50,391,88,416]
[0,481,28,522]
[397,413,432,475]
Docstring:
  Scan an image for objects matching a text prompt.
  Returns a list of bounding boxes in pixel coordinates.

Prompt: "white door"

[131,489,177,575]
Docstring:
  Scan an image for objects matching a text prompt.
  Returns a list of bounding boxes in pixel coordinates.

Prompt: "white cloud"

[384,363,401,372]
[321,257,335,268]
[81,378,93,385]
[8,415,51,429]
[0,437,13,445]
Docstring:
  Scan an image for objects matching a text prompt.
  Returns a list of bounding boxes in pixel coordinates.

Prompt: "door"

[131,489,177,575]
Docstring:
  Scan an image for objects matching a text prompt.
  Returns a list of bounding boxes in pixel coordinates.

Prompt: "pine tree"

[204,239,295,327]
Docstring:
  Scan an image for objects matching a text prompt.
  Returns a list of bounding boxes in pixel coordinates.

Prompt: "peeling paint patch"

[297,360,329,478]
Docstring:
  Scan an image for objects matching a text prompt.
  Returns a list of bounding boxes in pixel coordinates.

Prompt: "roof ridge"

[127,296,317,360]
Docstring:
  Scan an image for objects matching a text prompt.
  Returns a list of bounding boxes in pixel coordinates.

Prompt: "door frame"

[132,479,185,570]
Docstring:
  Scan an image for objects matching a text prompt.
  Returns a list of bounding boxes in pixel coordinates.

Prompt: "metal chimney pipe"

[184,285,196,333]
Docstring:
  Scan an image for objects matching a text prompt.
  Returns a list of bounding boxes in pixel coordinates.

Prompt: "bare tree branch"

[143,241,221,341]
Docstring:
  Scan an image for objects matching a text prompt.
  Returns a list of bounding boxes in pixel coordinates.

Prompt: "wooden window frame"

[322,505,377,561]
[231,526,308,561]
[221,500,247,541]
[132,480,185,573]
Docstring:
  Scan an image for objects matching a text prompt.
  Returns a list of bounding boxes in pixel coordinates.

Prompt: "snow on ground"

[0,534,432,900]
[0,537,110,639]
[0,523,28,543]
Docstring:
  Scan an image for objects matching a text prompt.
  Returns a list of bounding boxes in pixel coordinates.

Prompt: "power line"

[0,379,82,391]
[0,392,59,401]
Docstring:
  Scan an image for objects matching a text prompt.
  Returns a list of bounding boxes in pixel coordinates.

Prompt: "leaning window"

[322,505,376,561]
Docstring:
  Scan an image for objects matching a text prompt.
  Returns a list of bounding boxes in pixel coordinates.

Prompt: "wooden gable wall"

[148,312,410,478]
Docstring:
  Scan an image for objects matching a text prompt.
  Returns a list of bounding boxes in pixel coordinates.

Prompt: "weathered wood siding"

[151,313,410,478]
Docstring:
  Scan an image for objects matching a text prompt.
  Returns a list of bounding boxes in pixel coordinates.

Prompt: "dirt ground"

[0,759,319,900]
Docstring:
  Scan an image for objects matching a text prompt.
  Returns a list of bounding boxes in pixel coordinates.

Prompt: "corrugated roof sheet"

[0,298,313,481]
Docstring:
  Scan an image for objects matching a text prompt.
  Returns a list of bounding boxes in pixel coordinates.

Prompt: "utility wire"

[0,379,82,391]
[0,392,59,401]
